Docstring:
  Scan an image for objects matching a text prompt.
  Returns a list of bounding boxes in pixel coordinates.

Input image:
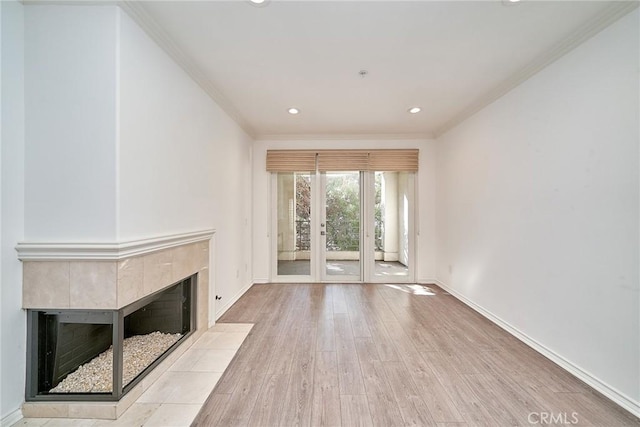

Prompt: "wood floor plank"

[247,373,291,426]
[460,373,521,426]
[280,325,317,427]
[421,351,499,426]
[191,393,230,426]
[331,285,348,314]
[215,366,267,427]
[338,361,366,395]
[398,350,464,423]
[340,394,374,427]
[334,313,360,365]
[193,284,640,427]
[317,317,336,352]
[383,361,436,426]
[311,351,342,426]
[354,337,380,363]
[359,359,405,426]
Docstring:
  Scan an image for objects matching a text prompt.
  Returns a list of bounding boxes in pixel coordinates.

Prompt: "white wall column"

[382,172,399,262]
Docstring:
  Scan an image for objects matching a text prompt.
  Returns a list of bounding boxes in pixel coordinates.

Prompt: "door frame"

[270,171,416,283]
[320,171,364,283]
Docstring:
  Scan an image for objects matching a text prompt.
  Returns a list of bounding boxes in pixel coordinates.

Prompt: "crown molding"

[256,132,435,142]
[15,229,215,261]
[22,1,118,5]
[433,1,639,138]
[117,1,256,139]
[21,0,636,141]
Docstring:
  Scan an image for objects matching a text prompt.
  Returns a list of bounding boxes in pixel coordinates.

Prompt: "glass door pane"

[276,172,312,277]
[322,171,362,281]
[372,171,413,281]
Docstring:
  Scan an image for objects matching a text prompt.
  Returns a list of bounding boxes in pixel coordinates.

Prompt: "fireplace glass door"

[26,275,195,401]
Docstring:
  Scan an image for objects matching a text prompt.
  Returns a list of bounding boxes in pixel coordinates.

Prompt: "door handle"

[320,231,326,236]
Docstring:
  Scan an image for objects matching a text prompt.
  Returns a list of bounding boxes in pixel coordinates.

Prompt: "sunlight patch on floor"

[384,284,435,296]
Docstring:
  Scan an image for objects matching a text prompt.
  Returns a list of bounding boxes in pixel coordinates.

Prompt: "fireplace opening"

[26,274,196,401]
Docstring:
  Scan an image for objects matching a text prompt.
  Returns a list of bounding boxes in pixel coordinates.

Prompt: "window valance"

[266,149,419,172]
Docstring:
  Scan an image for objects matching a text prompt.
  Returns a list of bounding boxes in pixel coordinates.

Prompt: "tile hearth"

[13,323,253,427]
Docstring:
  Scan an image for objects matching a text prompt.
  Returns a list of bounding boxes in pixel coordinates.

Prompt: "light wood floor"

[192,284,639,426]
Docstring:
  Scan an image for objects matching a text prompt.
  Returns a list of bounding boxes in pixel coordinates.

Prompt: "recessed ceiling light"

[408,107,421,114]
[249,0,269,7]
[288,107,300,115]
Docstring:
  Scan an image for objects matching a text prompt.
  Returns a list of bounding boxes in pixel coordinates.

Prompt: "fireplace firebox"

[26,274,196,401]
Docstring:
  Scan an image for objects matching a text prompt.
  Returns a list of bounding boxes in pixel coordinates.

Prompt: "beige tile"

[69,262,117,309]
[168,349,207,372]
[196,269,209,330]
[142,404,201,427]
[191,332,223,349]
[142,250,173,295]
[184,330,202,347]
[116,257,144,308]
[10,418,51,426]
[23,262,70,308]
[68,404,115,420]
[22,403,69,419]
[138,371,219,405]
[140,360,166,392]
[137,372,177,404]
[212,323,254,333]
[207,324,228,333]
[114,383,144,418]
[190,349,236,372]
[41,420,97,426]
[94,404,159,426]
[201,332,248,350]
[172,244,198,283]
[165,372,221,404]
[195,241,209,270]
[159,349,181,370]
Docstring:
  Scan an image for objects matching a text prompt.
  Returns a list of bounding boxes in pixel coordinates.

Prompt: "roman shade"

[266,150,316,172]
[316,150,370,171]
[266,149,419,172]
[368,149,419,171]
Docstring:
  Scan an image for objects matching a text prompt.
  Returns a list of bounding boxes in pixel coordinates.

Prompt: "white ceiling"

[131,1,626,139]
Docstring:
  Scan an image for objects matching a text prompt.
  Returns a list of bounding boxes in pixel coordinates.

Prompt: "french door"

[272,170,414,283]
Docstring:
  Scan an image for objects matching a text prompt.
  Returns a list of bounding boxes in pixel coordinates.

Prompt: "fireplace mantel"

[15,229,215,261]
[18,230,213,311]
[19,231,214,420]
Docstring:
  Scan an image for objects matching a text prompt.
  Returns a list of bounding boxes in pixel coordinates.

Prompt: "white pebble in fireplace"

[16,230,214,420]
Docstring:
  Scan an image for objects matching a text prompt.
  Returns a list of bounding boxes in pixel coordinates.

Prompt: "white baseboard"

[434,279,640,419]
[215,281,253,321]
[252,278,269,284]
[416,278,438,285]
[1,408,23,427]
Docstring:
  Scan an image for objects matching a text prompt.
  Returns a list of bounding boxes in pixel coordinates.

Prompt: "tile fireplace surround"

[16,230,214,420]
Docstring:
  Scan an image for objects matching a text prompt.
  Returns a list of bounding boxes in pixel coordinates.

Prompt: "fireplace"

[26,274,196,401]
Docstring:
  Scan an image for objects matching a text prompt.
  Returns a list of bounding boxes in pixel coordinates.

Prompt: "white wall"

[436,9,639,412]
[24,6,118,242]
[117,9,253,316]
[2,7,253,420]
[1,0,25,422]
[252,139,436,283]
